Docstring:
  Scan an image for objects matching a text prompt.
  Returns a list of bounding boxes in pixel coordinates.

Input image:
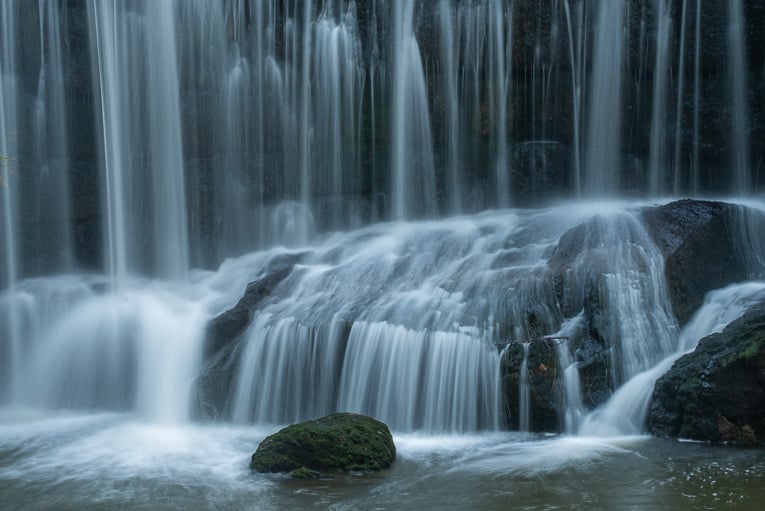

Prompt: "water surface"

[2,409,763,510]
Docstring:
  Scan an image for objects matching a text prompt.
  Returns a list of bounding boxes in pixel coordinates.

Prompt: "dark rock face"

[640,199,765,325]
[250,413,396,477]
[501,340,561,432]
[547,216,633,409]
[194,255,301,419]
[204,259,298,358]
[649,306,765,445]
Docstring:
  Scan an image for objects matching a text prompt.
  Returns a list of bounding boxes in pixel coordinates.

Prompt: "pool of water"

[1,409,763,510]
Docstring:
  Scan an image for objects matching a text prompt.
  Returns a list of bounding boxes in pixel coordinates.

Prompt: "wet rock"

[194,254,301,418]
[648,305,765,445]
[250,413,396,477]
[571,335,613,410]
[547,217,627,409]
[640,199,764,325]
[204,261,296,358]
[501,339,561,432]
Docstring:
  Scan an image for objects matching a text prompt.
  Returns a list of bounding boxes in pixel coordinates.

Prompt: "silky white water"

[1,199,765,508]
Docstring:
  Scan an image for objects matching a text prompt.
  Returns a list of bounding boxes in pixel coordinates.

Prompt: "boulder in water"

[250,413,396,478]
[648,306,765,445]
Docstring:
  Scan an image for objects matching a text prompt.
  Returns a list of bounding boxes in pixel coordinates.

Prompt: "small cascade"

[2,277,207,424]
[579,282,765,437]
[555,314,587,433]
[518,343,530,433]
[338,322,500,432]
[553,209,679,386]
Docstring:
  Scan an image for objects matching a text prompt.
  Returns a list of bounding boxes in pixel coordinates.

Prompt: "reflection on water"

[1,410,764,511]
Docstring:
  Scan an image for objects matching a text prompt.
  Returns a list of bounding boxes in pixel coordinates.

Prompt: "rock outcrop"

[640,199,765,325]
[501,339,561,432]
[194,254,301,418]
[649,306,765,445]
[250,413,396,478]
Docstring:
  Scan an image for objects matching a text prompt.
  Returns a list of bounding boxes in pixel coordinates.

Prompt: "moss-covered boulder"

[648,306,765,445]
[250,413,396,478]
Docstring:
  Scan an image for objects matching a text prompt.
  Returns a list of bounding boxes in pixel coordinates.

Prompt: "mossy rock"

[649,305,765,445]
[250,413,396,477]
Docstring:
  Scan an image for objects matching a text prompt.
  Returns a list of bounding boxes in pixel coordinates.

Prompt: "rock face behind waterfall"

[649,306,765,445]
[250,413,396,478]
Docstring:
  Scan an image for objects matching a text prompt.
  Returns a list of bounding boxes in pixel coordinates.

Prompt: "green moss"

[250,413,395,477]
[739,339,762,360]
[721,338,764,366]
[289,467,321,479]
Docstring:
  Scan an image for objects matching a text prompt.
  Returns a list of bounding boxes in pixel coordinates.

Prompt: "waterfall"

[89,0,189,283]
[673,0,689,194]
[0,3,20,400]
[580,282,765,437]
[728,0,751,193]
[487,0,510,207]
[391,0,436,220]
[556,314,587,433]
[0,0,764,441]
[585,0,625,195]
[2,0,74,399]
[0,0,761,284]
[648,0,672,195]
[691,0,702,192]
[438,0,461,214]
[563,0,585,196]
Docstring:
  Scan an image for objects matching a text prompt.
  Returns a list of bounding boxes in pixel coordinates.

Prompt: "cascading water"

[1,5,765,507]
[579,281,765,437]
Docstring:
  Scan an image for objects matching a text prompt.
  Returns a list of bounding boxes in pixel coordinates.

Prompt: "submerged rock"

[648,306,765,445]
[250,413,396,477]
